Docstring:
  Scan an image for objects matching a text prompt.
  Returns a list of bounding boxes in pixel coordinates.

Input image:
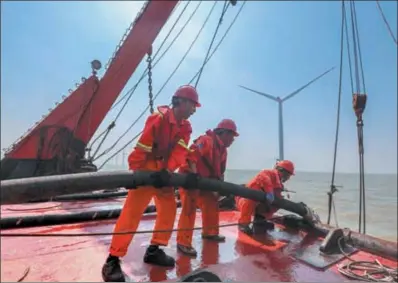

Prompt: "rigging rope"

[327,0,369,235]
[346,0,368,234]
[94,1,219,164]
[97,1,246,169]
[375,0,398,46]
[91,1,202,161]
[194,0,230,88]
[327,0,346,227]
[88,1,194,160]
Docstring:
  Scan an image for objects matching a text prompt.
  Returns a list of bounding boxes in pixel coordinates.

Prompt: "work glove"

[150,169,171,188]
[265,192,275,204]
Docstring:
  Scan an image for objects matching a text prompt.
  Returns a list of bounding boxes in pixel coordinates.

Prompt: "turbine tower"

[239,67,335,161]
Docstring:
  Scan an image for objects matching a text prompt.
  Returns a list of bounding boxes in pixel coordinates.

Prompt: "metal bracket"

[293,228,357,270]
[319,228,346,255]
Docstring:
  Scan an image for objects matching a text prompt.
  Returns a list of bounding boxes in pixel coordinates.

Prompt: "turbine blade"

[238,85,278,101]
[282,66,336,102]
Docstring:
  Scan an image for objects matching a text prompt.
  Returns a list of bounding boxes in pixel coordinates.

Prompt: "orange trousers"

[236,198,277,225]
[109,161,177,257]
[176,188,219,247]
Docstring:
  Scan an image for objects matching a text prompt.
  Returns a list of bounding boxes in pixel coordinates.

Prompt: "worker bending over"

[176,119,239,257]
[236,160,295,235]
[102,85,201,282]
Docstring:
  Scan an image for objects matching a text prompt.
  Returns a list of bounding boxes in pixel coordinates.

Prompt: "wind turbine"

[239,67,335,161]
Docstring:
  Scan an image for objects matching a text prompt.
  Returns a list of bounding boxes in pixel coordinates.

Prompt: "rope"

[375,0,398,46]
[337,237,398,282]
[194,0,230,88]
[0,216,283,238]
[349,0,367,235]
[96,1,219,167]
[97,1,246,169]
[91,2,206,162]
[343,4,355,94]
[88,2,195,158]
[189,0,246,84]
[327,0,345,227]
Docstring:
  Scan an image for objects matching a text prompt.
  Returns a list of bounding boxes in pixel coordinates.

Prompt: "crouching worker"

[176,119,239,257]
[236,160,295,235]
[102,85,201,282]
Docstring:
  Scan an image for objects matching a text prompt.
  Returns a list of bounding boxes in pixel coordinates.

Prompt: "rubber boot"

[253,214,275,234]
[102,255,125,282]
[238,224,253,235]
[143,245,175,267]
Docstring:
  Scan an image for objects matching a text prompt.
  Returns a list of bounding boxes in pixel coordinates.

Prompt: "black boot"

[253,214,275,233]
[177,244,198,257]
[238,224,253,235]
[143,245,175,267]
[102,255,125,282]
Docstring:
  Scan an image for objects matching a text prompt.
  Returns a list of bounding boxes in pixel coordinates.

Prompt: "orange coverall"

[109,106,192,257]
[177,130,227,247]
[236,169,283,226]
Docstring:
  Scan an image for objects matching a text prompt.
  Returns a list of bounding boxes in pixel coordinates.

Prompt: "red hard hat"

[215,119,239,136]
[173,85,201,107]
[276,160,295,175]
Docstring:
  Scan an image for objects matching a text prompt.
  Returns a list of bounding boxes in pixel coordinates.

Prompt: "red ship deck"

[1,200,397,282]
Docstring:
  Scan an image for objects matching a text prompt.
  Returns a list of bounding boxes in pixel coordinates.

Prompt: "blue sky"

[1,1,397,174]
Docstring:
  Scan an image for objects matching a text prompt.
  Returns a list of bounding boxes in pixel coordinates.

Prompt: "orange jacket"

[236,169,284,217]
[128,106,192,172]
[180,130,227,179]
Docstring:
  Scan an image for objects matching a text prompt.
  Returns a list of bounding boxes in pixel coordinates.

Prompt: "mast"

[1,1,179,180]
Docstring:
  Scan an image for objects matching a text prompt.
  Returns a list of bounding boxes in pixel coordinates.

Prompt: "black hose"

[1,170,397,261]
[0,170,305,217]
[1,201,181,230]
[28,191,128,203]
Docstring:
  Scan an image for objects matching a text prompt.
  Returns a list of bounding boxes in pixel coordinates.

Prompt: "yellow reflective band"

[177,139,193,152]
[136,142,152,152]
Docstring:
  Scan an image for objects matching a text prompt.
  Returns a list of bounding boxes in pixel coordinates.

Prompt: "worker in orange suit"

[236,160,295,235]
[176,119,239,257]
[102,85,201,282]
